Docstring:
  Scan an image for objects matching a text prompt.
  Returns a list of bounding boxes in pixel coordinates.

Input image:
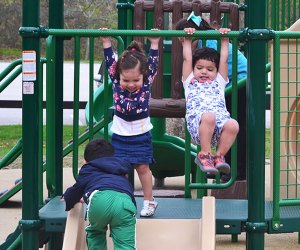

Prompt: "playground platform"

[0,167,299,249]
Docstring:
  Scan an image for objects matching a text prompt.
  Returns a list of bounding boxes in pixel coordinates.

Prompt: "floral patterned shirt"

[104,47,159,122]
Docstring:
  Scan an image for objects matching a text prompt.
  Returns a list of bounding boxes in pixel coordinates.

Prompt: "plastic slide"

[62,196,216,250]
[62,202,88,250]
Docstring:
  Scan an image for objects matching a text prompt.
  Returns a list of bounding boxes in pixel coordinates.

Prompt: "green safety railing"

[0,58,45,206]
[271,31,300,230]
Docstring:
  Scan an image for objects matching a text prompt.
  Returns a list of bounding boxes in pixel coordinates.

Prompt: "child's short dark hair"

[193,47,220,70]
[175,17,213,31]
[84,138,114,162]
[116,40,149,80]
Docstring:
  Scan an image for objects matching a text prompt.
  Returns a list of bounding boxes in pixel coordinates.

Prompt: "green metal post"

[20,0,41,249]
[48,0,64,197]
[117,0,134,48]
[47,1,64,249]
[246,0,267,249]
[72,36,80,179]
[38,60,44,206]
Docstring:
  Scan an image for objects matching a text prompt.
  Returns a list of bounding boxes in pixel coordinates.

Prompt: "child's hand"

[218,28,231,34]
[99,27,112,48]
[219,28,230,43]
[184,27,196,35]
[179,27,195,44]
[148,28,160,49]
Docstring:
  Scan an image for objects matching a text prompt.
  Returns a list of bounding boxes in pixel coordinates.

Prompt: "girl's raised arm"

[99,28,112,48]
[148,29,160,50]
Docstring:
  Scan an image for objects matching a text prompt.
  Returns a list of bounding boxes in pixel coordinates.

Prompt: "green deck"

[39,196,300,235]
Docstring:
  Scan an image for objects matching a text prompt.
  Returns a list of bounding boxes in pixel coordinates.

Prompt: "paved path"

[0,61,100,125]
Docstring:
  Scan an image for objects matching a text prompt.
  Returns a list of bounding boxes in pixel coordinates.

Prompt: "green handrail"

[0,59,22,81]
[0,139,22,170]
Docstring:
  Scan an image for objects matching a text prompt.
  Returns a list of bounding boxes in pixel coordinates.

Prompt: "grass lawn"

[0,125,87,168]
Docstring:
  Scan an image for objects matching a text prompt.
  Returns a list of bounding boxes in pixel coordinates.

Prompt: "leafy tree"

[0,0,117,60]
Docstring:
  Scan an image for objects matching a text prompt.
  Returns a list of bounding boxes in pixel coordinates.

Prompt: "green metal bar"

[0,66,22,93]
[272,35,281,231]
[38,57,44,207]
[21,0,41,248]
[282,0,286,30]
[274,31,300,38]
[0,181,22,206]
[293,0,296,26]
[72,36,80,178]
[6,234,22,250]
[0,139,22,169]
[184,126,192,198]
[46,35,56,196]
[279,199,300,206]
[286,38,291,199]
[189,178,235,189]
[48,1,64,248]
[0,59,22,81]
[63,118,107,157]
[271,0,279,30]
[45,29,241,38]
[229,37,238,182]
[246,0,267,248]
[126,0,135,47]
[296,37,299,199]
[117,0,134,47]
[88,37,95,141]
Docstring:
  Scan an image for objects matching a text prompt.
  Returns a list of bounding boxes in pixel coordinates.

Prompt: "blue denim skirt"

[111,132,155,165]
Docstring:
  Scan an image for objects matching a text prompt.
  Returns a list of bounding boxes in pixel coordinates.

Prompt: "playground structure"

[269,20,300,209]
[0,0,300,249]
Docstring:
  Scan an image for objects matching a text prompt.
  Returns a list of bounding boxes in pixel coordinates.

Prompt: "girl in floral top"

[100,29,160,217]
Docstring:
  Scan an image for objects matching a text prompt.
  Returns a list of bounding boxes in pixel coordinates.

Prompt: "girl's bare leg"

[135,164,153,200]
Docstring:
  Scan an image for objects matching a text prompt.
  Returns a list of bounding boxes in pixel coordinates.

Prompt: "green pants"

[86,190,136,250]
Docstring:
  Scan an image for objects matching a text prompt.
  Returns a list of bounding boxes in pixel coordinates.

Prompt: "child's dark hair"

[84,138,114,162]
[193,47,220,70]
[175,16,213,31]
[116,40,149,80]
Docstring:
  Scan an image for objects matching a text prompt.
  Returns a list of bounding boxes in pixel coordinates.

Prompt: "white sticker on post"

[23,81,34,94]
[22,50,36,81]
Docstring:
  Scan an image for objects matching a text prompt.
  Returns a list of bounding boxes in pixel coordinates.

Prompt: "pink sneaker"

[194,152,218,173]
[214,154,231,174]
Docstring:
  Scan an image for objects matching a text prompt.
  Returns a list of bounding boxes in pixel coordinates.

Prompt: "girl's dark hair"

[84,138,114,162]
[116,40,149,80]
[175,16,213,31]
[193,47,220,70]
